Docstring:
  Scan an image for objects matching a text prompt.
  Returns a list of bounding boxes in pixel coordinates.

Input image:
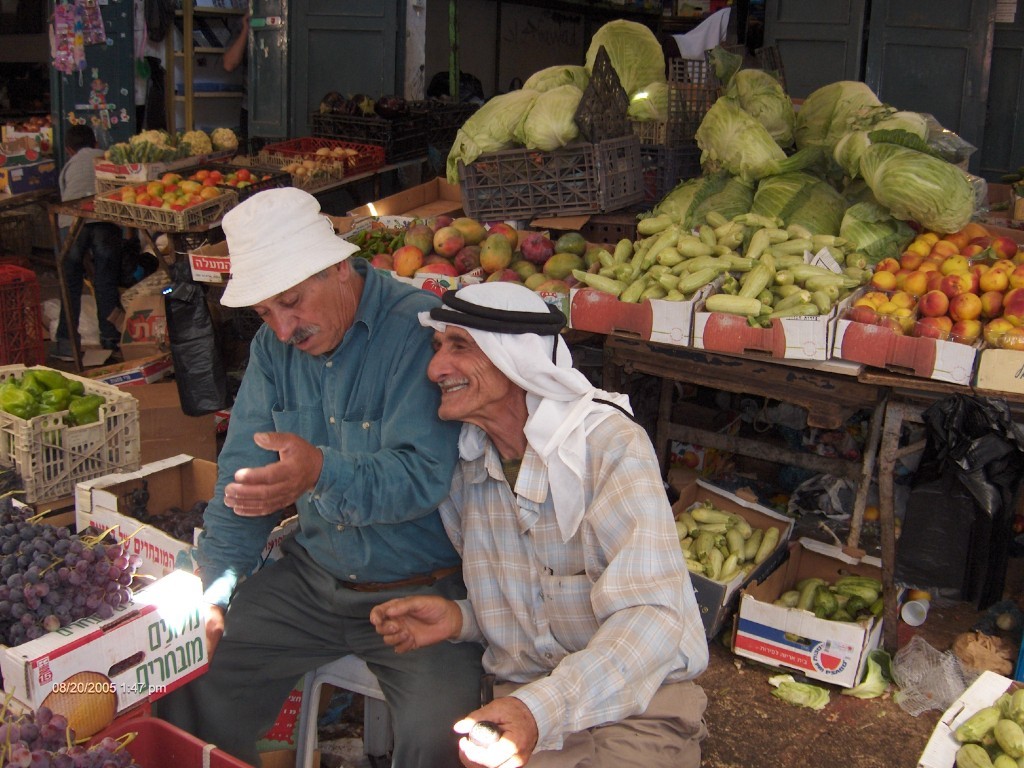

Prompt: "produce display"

[675,501,781,582]
[953,688,1024,768]
[0,368,105,425]
[122,481,208,542]
[0,495,141,646]
[845,222,1024,347]
[771,574,885,622]
[0,703,141,768]
[273,145,366,179]
[103,127,238,165]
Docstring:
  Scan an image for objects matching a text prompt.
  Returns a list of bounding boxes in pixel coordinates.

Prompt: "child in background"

[54,123,126,361]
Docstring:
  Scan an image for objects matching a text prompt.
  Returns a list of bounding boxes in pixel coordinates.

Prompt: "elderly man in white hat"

[160,188,483,767]
[370,283,709,768]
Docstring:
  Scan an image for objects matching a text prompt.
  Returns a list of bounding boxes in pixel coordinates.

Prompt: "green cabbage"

[723,68,795,147]
[858,143,975,233]
[628,81,668,122]
[523,65,590,93]
[708,46,744,89]
[751,171,847,235]
[833,130,872,179]
[841,649,893,699]
[794,81,883,153]
[446,89,540,183]
[651,171,754,229]
[768,674,830,710]
[585,20,666,97]
[870,109,928,138]
[521,84,583,151]
[696,98,822,182]
[840,200,916,264]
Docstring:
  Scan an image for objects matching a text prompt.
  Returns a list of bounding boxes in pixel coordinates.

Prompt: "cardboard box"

[833,317,979,386]
[75,455,295,579]
[120,292,167,350]
[692,251,851,361]
[732,537,886,689]
[568,280,717,347]
[93,150,235,184]
[346,177,462,219]
[129,383,216,464]
[0,160,57,195]
[0,570,207,737]
[918,671,1015,768]
[188,240,231,284]
[86,353,174,388]
[975,348,1024,395]
[674,478,794,638]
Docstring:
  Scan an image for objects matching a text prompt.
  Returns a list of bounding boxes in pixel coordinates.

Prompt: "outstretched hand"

[223,432,323,517]
[369,595,462,653]
[454,697,539,768]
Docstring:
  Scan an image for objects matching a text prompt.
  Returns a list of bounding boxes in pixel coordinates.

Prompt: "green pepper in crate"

[31,368,72,391]
[18,371,44,398]
[66,378,85,396]
[67,394,106,426]
[0,382,39,420]
[39,388,71,413]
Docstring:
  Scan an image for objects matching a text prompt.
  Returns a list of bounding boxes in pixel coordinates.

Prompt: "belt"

[338,566,461,593]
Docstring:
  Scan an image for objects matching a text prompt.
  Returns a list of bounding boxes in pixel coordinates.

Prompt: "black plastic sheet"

[895,394,1024,609]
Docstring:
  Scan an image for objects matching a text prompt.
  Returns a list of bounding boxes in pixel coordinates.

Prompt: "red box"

[0,264,45,365]
[90,717,254,768]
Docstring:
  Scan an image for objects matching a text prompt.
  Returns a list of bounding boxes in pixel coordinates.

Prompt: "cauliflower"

[129,129,172,148]
[180,129,213,156]
[211,127,239,152]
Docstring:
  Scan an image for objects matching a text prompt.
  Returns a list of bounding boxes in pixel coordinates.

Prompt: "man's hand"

[454,697,539,767]
[223,432,323,516]
[369,595,462,653]
[205,604,226,658]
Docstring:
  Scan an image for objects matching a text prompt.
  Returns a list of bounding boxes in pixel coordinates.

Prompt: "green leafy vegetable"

[523,65,590,93]
[722,68,795,148]
[858,143,975,233]
[751,171,847,235]
[697,99,822,182]
[768,674,831,710]
[446,89,540,183]
[521,84,583,152]
[628,81,668,122]
[842,649,893,699]
[839,200,915,264]
[585,19,666,97]
[651,171,754,229]
[794,81,883,154]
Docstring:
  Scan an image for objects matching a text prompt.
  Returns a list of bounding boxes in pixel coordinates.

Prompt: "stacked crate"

[0,265,45,366]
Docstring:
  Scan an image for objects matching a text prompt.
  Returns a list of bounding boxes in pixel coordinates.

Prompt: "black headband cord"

[430,290,568,362]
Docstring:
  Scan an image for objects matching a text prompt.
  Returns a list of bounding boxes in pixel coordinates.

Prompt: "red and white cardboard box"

[93,149,234,184]
[917,671,1015,768]
[568,279,718,347]
[833,317,979,385]
[75,454,296,579]
[0,570,207,724]
[693,250,851,361]
[187,240,231,284]
[732,537,885,689]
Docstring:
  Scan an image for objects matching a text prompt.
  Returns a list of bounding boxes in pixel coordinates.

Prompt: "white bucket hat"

[220,187,359,307]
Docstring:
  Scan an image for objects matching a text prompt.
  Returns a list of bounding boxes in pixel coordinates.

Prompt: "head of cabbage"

[794,81,882,154]
[446,89,540,183]
[722,68,795,148]
[585,19,666,97]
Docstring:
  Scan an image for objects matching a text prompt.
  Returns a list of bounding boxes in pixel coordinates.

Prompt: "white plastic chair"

[294,654,393,768]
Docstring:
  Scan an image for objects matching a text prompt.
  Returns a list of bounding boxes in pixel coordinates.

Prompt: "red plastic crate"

[89,717,254,768]
[0,265,45,366]
[259,137,385,178]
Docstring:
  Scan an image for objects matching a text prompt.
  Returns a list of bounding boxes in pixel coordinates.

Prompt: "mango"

[510,259,538,281]
[452,216,488,246]
[433,226,465,258]
[404,223,434,256]
[543,252,584,281]
[554,231,587,257]
[480,233,513,273]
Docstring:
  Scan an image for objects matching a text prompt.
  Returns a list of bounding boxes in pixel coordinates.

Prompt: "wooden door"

[978,3,1024,181]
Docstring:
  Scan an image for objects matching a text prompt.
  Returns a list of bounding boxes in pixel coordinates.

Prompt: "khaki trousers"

[495,679,708,768]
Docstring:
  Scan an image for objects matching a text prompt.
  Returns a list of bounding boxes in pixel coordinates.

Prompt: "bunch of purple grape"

[0,495,143,646]
[0,704,142,768]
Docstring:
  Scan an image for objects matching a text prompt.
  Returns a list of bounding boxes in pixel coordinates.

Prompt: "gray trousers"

[159,538,484,767]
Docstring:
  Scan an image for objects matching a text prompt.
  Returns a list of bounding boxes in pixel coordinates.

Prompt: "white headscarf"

[420,282,632,541]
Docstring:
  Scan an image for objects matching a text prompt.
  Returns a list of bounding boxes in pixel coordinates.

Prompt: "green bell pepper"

[31,368,71,391]
[67,394,105,426]
[1,382,40,420]
[66,379,85,396]
[18,371,44,398]
[41,388,71,412]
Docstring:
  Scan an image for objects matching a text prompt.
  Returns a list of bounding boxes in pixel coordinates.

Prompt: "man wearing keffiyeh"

[370,283,709,768]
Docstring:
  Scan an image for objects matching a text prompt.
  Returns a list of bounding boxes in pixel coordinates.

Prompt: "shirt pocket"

[539,573,601,653]
[339,415,382,453]
[271,405,325,445]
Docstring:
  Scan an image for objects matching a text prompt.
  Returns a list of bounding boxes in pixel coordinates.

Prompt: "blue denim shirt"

[197,260,461,607]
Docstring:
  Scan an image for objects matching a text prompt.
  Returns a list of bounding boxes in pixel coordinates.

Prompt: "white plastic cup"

[901,599,930,626]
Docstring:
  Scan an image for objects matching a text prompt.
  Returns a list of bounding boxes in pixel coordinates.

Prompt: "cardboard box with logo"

[732,537,886,689]
[0,570,207,738]
[0,159,57,195]
[75,455,295,579]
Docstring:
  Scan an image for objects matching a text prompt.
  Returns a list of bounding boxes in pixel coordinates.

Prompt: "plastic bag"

[891,635,975,717]
[895,395,1024,609]
[163,262,229,416]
